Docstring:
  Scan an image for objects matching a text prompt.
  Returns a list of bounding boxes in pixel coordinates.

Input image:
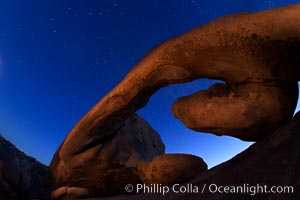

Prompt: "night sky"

[0,0,300,168]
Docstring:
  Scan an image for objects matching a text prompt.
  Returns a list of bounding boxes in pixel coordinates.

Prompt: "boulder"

[49,114,165,197]
[138,154,207,185]
[51,186,91,199]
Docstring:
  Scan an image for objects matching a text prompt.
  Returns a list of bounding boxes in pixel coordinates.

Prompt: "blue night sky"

[0,0,299,168]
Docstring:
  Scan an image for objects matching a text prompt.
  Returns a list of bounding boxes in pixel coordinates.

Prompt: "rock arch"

[49,3,300,198]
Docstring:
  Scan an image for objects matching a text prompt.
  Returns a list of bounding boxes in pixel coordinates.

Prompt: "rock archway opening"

[137,78,253,168]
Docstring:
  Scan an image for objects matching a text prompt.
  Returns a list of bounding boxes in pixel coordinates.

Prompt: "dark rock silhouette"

[0,134,48,200]
[47,3,300,199]
[49,114,165,198]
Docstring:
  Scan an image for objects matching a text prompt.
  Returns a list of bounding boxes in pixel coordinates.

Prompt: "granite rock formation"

[0,134,48,200]
[138,154,207,185]
[49,3,300,199]
[49,114,165,198]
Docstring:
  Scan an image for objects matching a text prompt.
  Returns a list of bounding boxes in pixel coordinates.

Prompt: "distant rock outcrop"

[49,114,165,198]
[0,134,48,200]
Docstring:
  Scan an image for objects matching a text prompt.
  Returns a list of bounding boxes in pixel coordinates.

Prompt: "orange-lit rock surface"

[49,3,300,199]
[138,154,207,185]
[49,114,165,197]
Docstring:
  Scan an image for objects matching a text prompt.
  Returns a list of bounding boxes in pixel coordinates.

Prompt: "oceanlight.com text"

[125,183,294,196]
